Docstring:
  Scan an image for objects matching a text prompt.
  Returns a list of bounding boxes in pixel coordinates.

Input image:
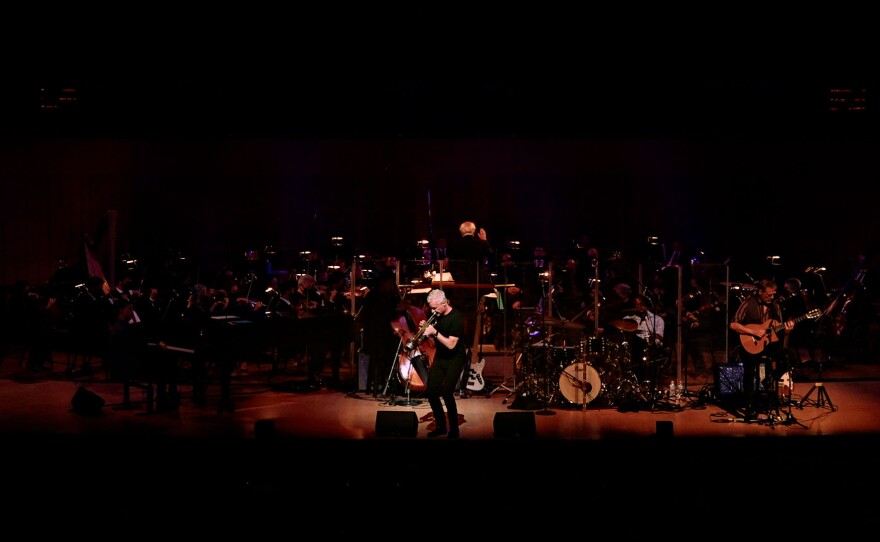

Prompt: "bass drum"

[558,362,602,405]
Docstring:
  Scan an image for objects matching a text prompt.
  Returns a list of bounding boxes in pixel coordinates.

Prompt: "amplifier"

[714,361,773,407]
[480,353,514,384]
[714,363,744,404]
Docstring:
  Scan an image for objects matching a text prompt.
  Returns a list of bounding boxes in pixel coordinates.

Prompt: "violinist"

[293,274,321,318]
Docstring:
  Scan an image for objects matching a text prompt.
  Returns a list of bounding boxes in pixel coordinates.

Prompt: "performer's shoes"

[427,428,447,437]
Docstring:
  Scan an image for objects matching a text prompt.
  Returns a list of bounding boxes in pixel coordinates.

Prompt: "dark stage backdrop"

[1,137,877,290]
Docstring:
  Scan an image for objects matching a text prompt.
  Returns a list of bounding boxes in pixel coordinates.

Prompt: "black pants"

[426,355,467,431]
[739,345,791,415]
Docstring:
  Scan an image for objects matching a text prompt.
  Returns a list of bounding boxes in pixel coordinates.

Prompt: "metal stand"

[381,337,426,407]
[394,377,423,407]
[499,307,533,404]
[381,339,406,402]
[488,286,515,398]
[797,358,836,410]
[535,345,557,416]
[489,357,514,397]
[499,351,525,404]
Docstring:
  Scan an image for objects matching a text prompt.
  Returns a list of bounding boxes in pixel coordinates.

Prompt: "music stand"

[488,286,516,397]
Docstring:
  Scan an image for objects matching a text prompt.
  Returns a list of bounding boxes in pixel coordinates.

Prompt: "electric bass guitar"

[466,296,488,391]
[739,309,821,355]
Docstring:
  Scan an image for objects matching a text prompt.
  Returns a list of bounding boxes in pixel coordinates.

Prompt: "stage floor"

[4,349,880,534]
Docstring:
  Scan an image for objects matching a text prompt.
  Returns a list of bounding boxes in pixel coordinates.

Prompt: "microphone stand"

[381,338,404,401]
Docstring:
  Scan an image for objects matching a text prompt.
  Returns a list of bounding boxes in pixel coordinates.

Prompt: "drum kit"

[511,309,664,409]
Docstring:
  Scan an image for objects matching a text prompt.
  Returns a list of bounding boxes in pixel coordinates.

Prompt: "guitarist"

[729,278,794,420]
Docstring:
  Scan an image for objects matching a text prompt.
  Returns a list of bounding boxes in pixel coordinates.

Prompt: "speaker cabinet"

[656,420,674,437]
[71,386,105,416]
[493,411,536,438]
[254,419,276,439]
[714,363,744,406]
[358,352,369,392]
[375,411,418,437]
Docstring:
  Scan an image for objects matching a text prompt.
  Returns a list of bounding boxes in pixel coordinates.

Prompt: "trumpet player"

[420,289,467,439]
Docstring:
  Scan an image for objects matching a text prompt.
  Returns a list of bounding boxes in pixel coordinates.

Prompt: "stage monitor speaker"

[493,411,536,438]
[358,352,369,391]
[71,386,105,416]
[375,411,418,437]
[656,420,674,437]
[254,419,276,440]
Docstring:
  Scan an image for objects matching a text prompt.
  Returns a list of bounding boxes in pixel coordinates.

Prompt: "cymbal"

[542,317,585,330]
[719,281,758,290]
[610,319,638,332]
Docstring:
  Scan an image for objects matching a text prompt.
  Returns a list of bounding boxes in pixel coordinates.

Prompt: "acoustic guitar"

[739,309,821,355]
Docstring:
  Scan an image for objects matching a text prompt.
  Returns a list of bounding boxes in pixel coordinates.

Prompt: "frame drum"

[558,362,602,404]
[778,371,793,400]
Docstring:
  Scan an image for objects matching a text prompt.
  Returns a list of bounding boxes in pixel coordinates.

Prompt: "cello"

[391,299,435,392]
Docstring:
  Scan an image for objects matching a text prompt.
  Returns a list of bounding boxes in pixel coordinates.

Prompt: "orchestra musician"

[446,221,493,398]
[357,270,405,396]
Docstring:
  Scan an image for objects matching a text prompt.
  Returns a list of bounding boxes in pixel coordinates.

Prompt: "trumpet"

[405,311,439,351]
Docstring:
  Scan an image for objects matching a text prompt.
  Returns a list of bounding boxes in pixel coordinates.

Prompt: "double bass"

[391,299,435,392]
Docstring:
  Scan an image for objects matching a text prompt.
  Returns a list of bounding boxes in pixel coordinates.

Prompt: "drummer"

[622,294,666,358]
[587,281,637,332]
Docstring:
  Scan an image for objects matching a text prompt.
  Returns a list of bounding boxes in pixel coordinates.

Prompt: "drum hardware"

[502,307,548,406]
[534,344,558,416]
